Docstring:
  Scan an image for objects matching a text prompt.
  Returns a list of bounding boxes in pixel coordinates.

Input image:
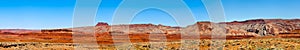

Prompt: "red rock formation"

[96,22,108,26]
[0,19,299,44]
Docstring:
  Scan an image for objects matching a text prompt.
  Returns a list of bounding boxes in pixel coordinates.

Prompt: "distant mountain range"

[0,19,300,44]
[93,19,300,36]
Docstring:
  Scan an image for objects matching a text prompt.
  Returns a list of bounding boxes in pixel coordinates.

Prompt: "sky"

[0,0,300,29]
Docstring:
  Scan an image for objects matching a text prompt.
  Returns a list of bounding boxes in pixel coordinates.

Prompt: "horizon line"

[1,18,299,30]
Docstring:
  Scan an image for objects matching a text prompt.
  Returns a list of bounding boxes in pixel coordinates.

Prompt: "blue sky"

[0,0,300,29]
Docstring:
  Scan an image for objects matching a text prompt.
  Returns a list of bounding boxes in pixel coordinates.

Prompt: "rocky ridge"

[93,19,300,36]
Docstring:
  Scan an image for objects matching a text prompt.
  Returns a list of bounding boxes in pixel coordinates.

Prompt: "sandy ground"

[0,38,299,50]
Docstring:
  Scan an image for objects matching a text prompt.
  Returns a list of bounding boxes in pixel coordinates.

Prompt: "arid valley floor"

[0,19,300,50]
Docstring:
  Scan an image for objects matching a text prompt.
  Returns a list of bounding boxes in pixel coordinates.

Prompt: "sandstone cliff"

[92,19,300,37]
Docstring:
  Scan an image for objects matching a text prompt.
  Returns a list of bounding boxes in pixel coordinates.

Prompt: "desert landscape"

[0,19,300,50]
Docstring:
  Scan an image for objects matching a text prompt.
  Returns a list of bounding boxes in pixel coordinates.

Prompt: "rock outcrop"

[96,22,109,26]
[92,19,300,36]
